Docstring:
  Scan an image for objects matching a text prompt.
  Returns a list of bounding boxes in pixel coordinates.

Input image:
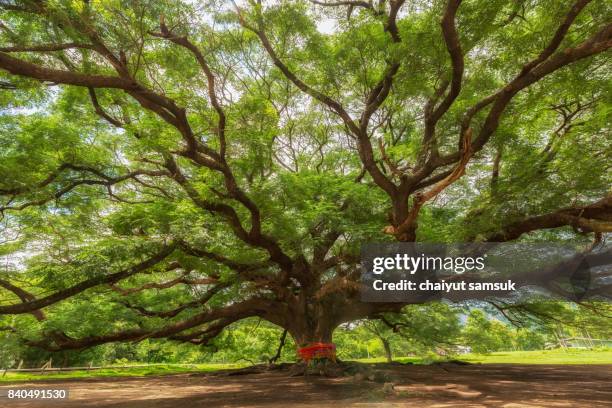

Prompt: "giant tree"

[0,0,610,354]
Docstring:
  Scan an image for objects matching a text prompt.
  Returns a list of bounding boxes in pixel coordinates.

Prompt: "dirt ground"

[1,363,611,408]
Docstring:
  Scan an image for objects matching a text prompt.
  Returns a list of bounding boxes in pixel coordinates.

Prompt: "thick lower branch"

[483,196,612,242]
[0,243,176,315]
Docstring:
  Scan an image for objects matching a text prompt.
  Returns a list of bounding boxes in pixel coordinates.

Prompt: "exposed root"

[207,360,405,381]
[286,360,399,380]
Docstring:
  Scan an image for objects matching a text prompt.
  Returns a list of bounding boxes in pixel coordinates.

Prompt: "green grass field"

[2,349,610,382]
[0,363,245,383]
[369,348,612,365]
[452,348,612,365]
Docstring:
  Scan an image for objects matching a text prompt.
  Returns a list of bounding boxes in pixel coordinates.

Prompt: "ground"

[1,363,611,407]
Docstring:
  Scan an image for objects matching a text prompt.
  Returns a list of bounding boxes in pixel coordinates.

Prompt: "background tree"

[462,309,510,353]
[363,320,397,362]
[0,0,610,357]
[364,302,462,360]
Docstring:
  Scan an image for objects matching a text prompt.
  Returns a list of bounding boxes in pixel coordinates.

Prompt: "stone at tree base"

[353,372,367,382]
[372,370,391,383]
[382,382,396,395]
[289,362,307,377]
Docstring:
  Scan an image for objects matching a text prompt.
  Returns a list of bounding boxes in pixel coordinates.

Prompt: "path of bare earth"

[1,363,610,407]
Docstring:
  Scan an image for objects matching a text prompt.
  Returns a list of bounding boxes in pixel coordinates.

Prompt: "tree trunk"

[278,296,337,348]
[287,317,335,348]
[284,310,340,377]
[382,338,393,363]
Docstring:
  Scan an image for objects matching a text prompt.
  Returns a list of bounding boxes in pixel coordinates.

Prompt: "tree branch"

[483,196,612,242]
[25,297,274,351]
[0,43,95,52]
[0,243,177,315]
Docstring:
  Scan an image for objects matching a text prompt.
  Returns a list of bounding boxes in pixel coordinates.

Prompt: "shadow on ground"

[1,363,610,407]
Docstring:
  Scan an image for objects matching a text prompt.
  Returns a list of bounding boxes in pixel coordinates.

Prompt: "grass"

[357,349,612,364]
[452,348,612,365]
[355,348,612,365]
[0,363,246,383]
[2,349,610,382]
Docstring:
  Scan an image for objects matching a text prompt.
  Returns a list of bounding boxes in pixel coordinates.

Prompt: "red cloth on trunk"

[297,343,336,362]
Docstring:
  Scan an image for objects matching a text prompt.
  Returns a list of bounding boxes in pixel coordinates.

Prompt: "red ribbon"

[297,342,336,362]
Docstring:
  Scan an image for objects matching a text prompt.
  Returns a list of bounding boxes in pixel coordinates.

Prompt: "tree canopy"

[0,0,610,353]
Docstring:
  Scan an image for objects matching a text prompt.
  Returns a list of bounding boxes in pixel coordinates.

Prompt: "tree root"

[285,360,398,380]
[207,360,402,381]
